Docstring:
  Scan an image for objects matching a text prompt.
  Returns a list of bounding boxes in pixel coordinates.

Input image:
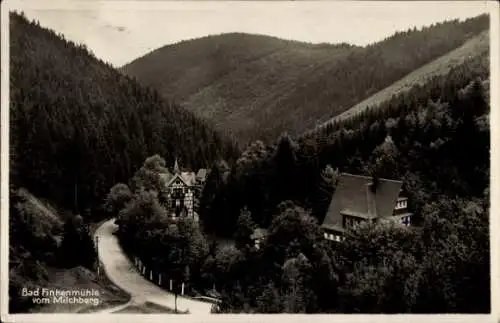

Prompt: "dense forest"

[9,12,240,214]
[308,28,489,134]
[112,43,490,312]
[200,48,489,238]
[198,49,490,313]
[122,15,488,145]
[8,11,238,313]
[8,9,491,314]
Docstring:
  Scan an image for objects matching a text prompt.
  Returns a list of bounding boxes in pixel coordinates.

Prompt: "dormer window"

[344,215,363,229]
[395,198,407,210]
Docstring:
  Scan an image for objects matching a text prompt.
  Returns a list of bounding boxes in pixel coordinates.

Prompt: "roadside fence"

[133,256,187,296]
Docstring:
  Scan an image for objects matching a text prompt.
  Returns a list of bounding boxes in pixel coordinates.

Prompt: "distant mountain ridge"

[121,15,489,146]
[304,29,490,138]
[122,32,358,101]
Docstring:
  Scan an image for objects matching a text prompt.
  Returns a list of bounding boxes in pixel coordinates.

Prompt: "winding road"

[94,219,213,314]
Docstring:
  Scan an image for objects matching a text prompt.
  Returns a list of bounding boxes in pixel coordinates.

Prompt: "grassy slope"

[121,16,488,146]
[31,266,130,313]
[309,30,490,133]
[16,188,63,237]
[10,188,130,313]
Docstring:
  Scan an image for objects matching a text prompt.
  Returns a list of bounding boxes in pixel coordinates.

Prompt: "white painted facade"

[165,174,197,221]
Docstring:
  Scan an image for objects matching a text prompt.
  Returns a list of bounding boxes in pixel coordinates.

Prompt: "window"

[172,188,184,199]
[345,216,362,229]
[402,216,410,226]
[345,216,352,228]
[395,199,408,210]
[324,232,338,241]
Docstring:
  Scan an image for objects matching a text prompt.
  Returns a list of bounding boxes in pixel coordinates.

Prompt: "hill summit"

[121,15,489,146]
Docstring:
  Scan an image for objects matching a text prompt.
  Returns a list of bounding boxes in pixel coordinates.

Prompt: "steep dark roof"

[181,172,197,186]
[159,172,173,184]
[165,173,186,187]
[321,173,403,231]
[196,168,208,180]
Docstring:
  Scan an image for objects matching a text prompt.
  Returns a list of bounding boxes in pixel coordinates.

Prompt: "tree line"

[192,49,489,312]
[109,49,490,311]
[261,14,489,143]
[200,49,489,237]
[111,177,489,313]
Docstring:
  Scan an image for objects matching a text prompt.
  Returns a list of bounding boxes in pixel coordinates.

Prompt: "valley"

[6,8,492,315]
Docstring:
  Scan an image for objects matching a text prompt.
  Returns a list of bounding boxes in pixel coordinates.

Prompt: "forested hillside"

[122,15,488,145]
[9,12,240,213]
[200,47,489,237]
[113,46,490,313]
[8,8,491,314]
[308,29,489,135]
[192,43,490,312]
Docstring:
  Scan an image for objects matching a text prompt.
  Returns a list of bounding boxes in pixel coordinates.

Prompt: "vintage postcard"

[1,0,499,322]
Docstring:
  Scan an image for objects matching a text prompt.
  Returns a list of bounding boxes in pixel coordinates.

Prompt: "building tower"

[174,158,180,174]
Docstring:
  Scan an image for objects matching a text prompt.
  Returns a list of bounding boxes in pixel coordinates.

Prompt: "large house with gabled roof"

[159,159,208,220]
[321,173,412,242]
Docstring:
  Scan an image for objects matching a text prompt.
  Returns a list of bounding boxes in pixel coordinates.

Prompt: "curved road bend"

[94,219,213,314]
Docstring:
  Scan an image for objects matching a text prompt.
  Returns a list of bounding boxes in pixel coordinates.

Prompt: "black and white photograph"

[1,0,499,320]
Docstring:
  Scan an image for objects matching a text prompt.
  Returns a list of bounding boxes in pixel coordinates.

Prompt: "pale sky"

[6,0,492,67]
